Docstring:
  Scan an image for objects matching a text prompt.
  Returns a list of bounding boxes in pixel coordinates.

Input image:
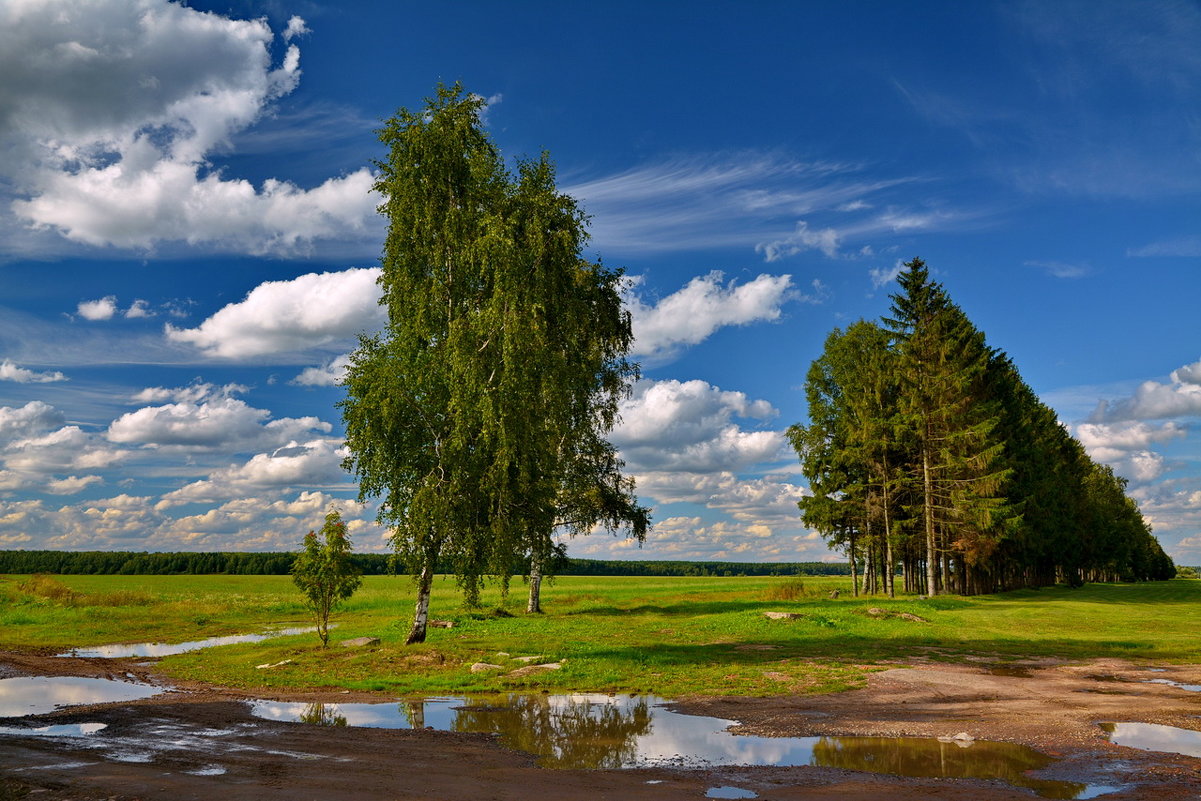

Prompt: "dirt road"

[2,651,1200,800]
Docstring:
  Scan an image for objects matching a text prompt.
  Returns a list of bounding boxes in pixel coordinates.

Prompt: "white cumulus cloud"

[292,353,352,386]
[108,395,330,450]
[167,267,384,358]
[0,401,67,441]
[1090,359,1201,422]
[0,360,66,384]
[625,271,798,361]
[0,0,377,256]
[157,438,350,507]
[612,379,785,473]
[77,296,118,321]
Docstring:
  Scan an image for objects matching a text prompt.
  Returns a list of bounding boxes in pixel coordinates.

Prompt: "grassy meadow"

[1,572,1198,698]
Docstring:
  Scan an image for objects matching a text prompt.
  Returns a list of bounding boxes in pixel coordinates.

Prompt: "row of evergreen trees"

[789,259,1173,596]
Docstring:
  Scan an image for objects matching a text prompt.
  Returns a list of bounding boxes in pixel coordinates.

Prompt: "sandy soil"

[2,650,1201,800]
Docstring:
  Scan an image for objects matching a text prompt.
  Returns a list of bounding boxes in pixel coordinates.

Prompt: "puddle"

[706,787,757,799]
[1102,722,1201,758]
[0,722,107,737]
[252,694,1106,797]
[1144,678,1201,693]
[0,676,163,717]
[57,627,317,658]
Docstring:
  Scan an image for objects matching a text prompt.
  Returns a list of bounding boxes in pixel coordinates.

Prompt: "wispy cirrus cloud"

[564,153,953,259]
[897,1,1201,198]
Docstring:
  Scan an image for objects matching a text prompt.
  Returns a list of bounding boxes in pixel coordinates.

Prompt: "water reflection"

[451,695,653,769]
[58,627,316,658]
[1144,678,1201,693]
[0,676,162,717]
[1102,722,1201,758]
[0,722,107,737]
[251,694,1105,797]
[298,703,347,727]
[811,736,1085,799]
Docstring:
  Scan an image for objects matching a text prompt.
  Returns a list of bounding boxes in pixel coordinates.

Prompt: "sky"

[0,0,1198,565]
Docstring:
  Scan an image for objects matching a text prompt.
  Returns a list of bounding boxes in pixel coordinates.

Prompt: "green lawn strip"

[3,574,1198,696]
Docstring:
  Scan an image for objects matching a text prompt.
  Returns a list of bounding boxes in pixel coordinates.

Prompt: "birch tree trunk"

[527,555,543,614]
[406,563,434,645]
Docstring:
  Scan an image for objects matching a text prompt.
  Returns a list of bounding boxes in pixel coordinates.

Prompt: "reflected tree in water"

[450,695,653,769]
[298,702,348,727]
[399,701,426,729]
[810,736,1084,799]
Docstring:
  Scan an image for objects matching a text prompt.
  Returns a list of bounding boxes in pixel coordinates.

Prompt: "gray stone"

[507,662,562,678]
[470,662,504,673]
[763,611,804,620]
[340,636,381,648]
[512,655,546,663]
[429,620,455,629]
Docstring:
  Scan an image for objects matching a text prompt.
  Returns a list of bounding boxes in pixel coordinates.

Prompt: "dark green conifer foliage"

[792,257,1169,594]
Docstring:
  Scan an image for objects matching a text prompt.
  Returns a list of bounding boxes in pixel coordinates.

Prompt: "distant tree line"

[0,549,851,578]
[790,259,1175,597]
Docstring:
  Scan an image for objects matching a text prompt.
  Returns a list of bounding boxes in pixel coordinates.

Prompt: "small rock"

[340,636,381,648]
[866,607,886,617]
[495,652,511,658]
[897,612,929,622]
[507,662,562,678]
[429,620,455,629]
[470,662,504,673]
[512,655,546,663]
[764,611,804,620]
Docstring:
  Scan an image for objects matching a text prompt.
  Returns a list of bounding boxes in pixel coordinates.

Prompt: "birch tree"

[340,84,645,641]
[291,510,361,647]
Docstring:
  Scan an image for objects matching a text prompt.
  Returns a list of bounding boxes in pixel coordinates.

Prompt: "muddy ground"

[2,650,1200,800]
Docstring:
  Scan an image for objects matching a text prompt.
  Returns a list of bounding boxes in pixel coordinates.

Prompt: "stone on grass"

[470,662,504,673]
[512,655,546,663]
[764,611,804,620]
[340,636,381,648]
[507,662,562,678]
[429,620,455,629]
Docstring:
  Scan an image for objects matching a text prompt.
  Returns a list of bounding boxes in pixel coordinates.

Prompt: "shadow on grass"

[584,633,1163,670]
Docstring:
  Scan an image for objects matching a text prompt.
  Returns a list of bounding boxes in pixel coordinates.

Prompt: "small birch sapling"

[292,510,362,647]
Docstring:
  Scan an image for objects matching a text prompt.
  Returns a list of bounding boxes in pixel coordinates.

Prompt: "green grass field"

[2,573,1198,698]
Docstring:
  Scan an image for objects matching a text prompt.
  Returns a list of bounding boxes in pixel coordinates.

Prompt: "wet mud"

[2,651,1201,800]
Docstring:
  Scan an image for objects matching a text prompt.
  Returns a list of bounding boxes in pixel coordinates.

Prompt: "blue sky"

[0,0,1198,563]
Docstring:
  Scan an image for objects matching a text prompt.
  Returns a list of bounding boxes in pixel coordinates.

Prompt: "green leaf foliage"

[291,510,362,647]
[339,83,646,639]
